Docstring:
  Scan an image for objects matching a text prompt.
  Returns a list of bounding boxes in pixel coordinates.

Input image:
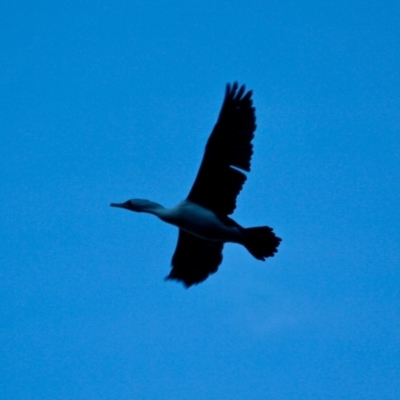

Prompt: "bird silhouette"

[111,83,281,287]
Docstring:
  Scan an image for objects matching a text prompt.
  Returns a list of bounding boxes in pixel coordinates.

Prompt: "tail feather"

[243,226,281,261]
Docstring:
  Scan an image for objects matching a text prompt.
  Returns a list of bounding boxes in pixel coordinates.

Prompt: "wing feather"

[167,230,223,287]
[187,82,256,215]
[168,83,256,286]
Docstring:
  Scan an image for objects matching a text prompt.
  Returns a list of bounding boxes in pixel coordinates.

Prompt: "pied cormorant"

[111,83,281,287]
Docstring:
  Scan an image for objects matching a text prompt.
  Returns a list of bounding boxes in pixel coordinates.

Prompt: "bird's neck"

[140,201,166,217]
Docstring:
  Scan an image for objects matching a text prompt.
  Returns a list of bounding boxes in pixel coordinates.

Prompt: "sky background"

[1,1,400,399]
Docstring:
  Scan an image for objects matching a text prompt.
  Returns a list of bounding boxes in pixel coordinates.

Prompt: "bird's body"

[113,199,242,242]
[160,200,242,242]
[111,83,281,287]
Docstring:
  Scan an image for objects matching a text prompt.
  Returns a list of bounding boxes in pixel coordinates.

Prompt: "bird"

[111,82,281,287]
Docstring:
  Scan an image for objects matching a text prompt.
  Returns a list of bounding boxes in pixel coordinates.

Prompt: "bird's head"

[110,199,163,213]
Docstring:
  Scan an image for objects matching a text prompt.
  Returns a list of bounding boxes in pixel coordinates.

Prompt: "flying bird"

[111,82,281,287]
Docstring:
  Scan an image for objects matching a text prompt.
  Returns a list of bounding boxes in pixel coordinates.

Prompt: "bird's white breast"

[159,200,241,242]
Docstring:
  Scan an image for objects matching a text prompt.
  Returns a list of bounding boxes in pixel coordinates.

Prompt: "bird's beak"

[110,202,126,209]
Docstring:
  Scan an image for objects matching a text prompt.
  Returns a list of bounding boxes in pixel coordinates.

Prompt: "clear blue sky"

[1,1,399,399]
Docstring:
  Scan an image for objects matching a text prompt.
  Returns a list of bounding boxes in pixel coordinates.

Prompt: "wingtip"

[236,84,245,99]
[232,81,238,94]
[164,274,193,289]
[225,82,252,101]
[243,89,253,101]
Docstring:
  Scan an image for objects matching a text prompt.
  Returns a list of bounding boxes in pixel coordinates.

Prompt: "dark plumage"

[111,83,281,287]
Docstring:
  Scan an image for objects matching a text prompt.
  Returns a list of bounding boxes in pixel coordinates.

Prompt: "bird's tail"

[243,226,281,261]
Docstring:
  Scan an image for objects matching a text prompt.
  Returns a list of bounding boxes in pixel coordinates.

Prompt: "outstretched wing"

[167,230,224,287]
[187,82,256,216]
[168,83,256,286]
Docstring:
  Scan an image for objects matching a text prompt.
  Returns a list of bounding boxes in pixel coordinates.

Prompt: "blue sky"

[1,1,399,399]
